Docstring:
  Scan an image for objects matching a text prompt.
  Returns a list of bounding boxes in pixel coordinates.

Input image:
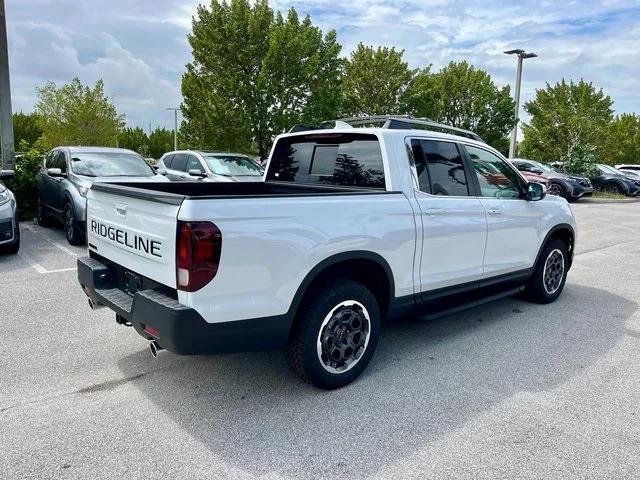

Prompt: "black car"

[592,164,640,196]
[512,159,593,201]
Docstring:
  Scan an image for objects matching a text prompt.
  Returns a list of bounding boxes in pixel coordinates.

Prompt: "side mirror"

[47,168,65,177]
[188,169,205,177]
[0,169,14,178]
[156,167,167,175]
[532,168,544,175]
[527,182,545,201]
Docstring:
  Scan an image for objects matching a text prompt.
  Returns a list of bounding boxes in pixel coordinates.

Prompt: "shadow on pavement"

[117,284,635,479]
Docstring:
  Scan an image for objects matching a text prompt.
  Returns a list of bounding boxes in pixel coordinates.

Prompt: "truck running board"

[416,286,526,322]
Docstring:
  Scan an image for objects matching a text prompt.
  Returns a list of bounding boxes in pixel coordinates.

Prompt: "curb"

[578,198,640,204]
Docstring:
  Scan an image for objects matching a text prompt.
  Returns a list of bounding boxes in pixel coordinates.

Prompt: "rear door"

[463,144,541,276]
[86,186,182,288]
[410,138,487,294]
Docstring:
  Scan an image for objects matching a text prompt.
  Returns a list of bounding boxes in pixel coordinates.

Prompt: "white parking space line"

[18,251,77,275]
[22,224,79,257]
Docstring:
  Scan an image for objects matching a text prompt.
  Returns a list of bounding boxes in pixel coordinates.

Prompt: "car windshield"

[203,155,264,177]
[525,160,556,173]
[70,152,155,177]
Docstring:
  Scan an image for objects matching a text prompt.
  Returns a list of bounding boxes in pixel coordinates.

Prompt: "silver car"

[36,147,169,245]
[157,150,265,182]
[0,169,19,254]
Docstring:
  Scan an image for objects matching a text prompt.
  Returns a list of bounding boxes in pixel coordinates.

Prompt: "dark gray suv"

[37,147,169,245]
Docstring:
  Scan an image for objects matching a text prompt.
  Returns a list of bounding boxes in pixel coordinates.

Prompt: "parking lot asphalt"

[1,202,639,480]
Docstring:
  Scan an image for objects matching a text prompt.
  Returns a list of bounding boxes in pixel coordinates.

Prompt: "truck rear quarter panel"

[178,193,417,323]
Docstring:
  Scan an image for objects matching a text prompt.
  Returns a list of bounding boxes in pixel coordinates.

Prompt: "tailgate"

[86,184,183,288]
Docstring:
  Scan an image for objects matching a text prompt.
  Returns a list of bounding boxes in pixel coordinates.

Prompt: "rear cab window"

[267,133,386,189]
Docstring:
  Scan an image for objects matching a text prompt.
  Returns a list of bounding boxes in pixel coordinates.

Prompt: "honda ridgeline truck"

[77,117,576,389]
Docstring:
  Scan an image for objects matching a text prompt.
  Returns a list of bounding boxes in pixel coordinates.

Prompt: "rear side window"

[267,133,385,189]
[171,154,188,172]
[412,139,468,196]
[163,154,174,168]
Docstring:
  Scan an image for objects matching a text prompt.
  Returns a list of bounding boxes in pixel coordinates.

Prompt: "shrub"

[4,140,46,220]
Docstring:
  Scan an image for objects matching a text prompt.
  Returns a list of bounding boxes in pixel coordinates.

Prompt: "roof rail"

[336,115,484,142]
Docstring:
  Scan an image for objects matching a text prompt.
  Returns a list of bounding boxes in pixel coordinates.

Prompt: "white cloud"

[6,0,640,134]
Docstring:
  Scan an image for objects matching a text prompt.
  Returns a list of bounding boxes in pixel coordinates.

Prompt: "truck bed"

[91,181,395,205]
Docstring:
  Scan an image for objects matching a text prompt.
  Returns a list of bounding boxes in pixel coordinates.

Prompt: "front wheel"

[286,279,381,389]
[525,238,569,304]
[547,182,566,198]
[603,182,624,195]
[63,202,83,245]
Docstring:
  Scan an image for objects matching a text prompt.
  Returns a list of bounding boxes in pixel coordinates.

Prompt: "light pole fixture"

[504,49,537,159]
[166,107,180,151]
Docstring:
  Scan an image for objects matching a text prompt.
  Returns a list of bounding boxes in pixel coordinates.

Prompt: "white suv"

[78,116,576,389]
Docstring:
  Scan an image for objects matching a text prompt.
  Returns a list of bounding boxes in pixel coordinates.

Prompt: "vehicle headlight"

[77,186,89,197]
[0,188,11,206]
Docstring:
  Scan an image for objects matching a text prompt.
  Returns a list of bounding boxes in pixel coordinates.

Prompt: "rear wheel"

[286,279,381,389]
[63,202,83,245]
[603,182,624,195]
[525,238,569,304]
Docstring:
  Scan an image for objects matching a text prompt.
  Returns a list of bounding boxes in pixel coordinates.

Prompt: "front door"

[463,144,542,277]
[411,139,488,297]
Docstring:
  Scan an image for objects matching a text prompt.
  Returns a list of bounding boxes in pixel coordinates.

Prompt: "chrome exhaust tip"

[149,341,163,358]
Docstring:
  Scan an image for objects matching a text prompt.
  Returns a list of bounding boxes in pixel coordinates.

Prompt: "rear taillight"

[176,221,222,292]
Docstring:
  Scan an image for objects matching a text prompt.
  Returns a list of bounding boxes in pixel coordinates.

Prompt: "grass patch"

[592,191,631,200]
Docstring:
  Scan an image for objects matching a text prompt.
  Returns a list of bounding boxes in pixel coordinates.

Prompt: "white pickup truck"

[77,116,576,389]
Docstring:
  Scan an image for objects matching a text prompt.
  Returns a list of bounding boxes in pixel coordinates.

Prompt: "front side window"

[70,152,155,177]
[162,154,174,169]
[267,133,385,189]
[55,151,68,173]
[412,139,469,196]
[186,155,204,174]
[203,155,264,177]
[45,151,57,169]
[466,145,523,199]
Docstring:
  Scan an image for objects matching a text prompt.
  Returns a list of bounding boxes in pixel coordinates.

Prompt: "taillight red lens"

[176,221,222,292]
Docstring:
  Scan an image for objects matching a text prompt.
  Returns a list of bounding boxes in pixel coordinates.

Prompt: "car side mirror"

[532,168,544,175]
[188,169,205,177]
[47,168,65,177]
[156,167,167,175]
[527,182,545,201]
[0,169,14,178]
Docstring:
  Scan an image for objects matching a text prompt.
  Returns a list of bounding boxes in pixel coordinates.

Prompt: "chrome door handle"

[424,209,445,216]
[487,209,501,215]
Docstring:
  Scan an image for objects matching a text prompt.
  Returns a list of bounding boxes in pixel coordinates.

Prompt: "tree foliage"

[182,0,342,158]
[34,77,124,149]
[342,43,415,116]
[602,113,640,165]
[520,79,613,163]
[118,127,150,157]
[561,135,598,177]
[13,112,42,150]
[408,61,515,154]
[148,128,174,159]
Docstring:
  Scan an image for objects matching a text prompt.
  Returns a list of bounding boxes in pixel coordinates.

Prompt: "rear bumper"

[77,256,291,355]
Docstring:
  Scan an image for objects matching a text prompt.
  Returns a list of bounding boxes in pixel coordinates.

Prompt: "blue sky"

[7,0,640,132]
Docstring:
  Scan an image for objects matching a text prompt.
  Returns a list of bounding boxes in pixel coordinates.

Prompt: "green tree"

[148,127,174,159]
[342,43,416,116]
[561,135,598,177]
[118,127,150,156]
[408,61,515,154]
[520,79,613,163]
[602,113,640,165]
[13,112,42,150]
[34,77,124,149]
[181,0,342,158]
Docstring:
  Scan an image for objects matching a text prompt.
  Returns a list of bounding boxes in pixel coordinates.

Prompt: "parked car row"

[512,159,640,200]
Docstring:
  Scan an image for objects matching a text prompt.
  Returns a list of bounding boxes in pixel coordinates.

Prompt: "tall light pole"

[0,0,14,170]
[504,49,537,159]
[166,107,179,151]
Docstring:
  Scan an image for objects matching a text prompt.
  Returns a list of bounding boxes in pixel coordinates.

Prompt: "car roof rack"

[335,115,484,142]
